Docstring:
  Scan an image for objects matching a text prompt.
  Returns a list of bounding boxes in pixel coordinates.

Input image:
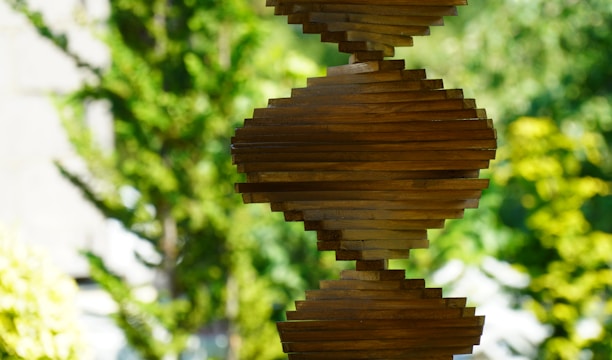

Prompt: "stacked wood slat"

[232,1,495,358]
[266,0,466,61]
[279,269,484,359]
[233,60,496,261]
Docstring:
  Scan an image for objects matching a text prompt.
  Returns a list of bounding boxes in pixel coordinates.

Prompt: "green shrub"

[0,229,85,359]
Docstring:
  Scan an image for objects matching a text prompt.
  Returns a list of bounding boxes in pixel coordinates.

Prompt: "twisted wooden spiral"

[232,1,495,358]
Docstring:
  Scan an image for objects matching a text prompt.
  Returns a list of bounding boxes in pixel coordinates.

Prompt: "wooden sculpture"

[232,1,496,358]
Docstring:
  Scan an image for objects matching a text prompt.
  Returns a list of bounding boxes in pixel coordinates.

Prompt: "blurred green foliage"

[497,117,612,359]
[0,228,85,359]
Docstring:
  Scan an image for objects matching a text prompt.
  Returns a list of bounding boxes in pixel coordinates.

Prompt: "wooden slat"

[247,108,485,123]
[282,336,480,352]
[290,208,464,221]
[339,269,406,281]
[268,88,462,106]
[327,60,405,75]
[304,288,442,300]
[233,149,494,163]
[275,200,478,212]
[233,141,496,155]
[344,42,395,58]
[239,118,491,133]
[317,239,429,251]
[286,307,465,321]
[237,160,489,173]
[307,69,424,86]
[298,296,468,310]
[300,12,445,27]
[336,249,411,260]
[355,259,389,271]
[275,4,459,18]
[319,278,425,290]
[269,0,467,7]
[278,317,484,331]
[236,178,489,193]
[305,22,430,37]
[287,347,471,360]
[244,189,482,205]
[255,100,477,119]
[324,30,415,48]
[233,130,494,146]
[245,190,482,204]
[243,109,488,125]
[292,79,444,96]
[304,219,446,231]
[294,297,450,311]
[318,229,427,241]
[280,326,483,342]
[246,170,480,183]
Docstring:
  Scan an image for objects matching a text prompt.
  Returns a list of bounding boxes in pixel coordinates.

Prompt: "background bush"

[0,228,85,360]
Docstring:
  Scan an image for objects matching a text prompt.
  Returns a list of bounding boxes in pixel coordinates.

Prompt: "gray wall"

[0,0,150,283]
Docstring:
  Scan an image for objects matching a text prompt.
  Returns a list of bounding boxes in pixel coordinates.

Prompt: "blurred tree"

[399,1,612,358]
[494,117,611,359]
[5,0,341,359]
[0,227,86,360]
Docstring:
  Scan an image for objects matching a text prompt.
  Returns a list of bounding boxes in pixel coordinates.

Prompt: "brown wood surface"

[236,178,490,192]
[245,170,480,183]
[336,249,412,260]
[316,229,427,240]
[236,125,492,138]
[268,0,467,6]
[269,88,464,105]
[279,326,482,342]
[304,219,446,231]
[268,1,465,59]
[317,239,429,251]
[292,79,445,96]
[282,336,479,352]
[304,288,443,300]
[307,68,425,85]
[319,278,424,289]
[234,149,494,162]
[234,56,490,357]
[287,349,467,360]
[234,141,495,155]
[278,317,484,331]
[244,189,483,203]
[295,12,445,27]
[253,100,478,120]
[339,269,406,280]
[327,60,406,75]
[242,109,488,125]
[277,4,459,18]
[279,276,482,357]
[355,259,389,271]
[237,160,489,173]
[233,1,491,356]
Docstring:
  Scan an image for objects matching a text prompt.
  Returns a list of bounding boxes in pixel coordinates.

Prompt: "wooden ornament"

[232,1,496,358]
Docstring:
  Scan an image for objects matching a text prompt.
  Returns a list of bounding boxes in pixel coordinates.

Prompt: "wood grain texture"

[267,0,464,57]
[278,276,483,358]
[233,60,493,263]
[233,1,492,356]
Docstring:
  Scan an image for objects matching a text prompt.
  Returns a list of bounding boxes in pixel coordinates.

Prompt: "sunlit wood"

[232,1,496,358]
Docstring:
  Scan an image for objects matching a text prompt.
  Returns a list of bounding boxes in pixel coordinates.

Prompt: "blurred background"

[0,0,610,359]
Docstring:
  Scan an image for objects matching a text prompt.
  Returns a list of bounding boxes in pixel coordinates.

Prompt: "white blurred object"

[434,257,550,360]
[0,0,149,281]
